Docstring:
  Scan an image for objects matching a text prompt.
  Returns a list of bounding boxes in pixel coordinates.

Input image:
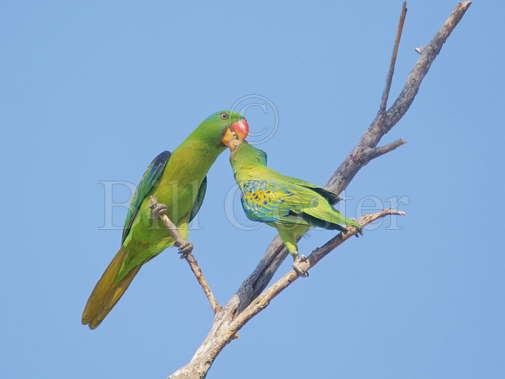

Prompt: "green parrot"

[82,111,249,329]
[229,141,361,275]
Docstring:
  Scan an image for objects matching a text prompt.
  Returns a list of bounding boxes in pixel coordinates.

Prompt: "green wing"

[121,151,208,243]
[122,151,171,243]
[240,180,314,225]
[240,179,349,232]
[279,175,340,205]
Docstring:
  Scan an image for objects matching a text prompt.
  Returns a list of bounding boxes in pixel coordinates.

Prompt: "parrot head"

[195,110,249,149]
[229,141,268,170]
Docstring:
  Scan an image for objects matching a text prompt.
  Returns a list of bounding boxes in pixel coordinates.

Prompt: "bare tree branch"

[379,1,408,114]
[363,139,407,161]
[168,2,472,378]
[182,252,222,314]
[384,1,472,128]
[150,196,222,314]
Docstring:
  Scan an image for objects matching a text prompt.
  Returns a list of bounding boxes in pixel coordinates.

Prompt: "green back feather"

[122,151,208,244]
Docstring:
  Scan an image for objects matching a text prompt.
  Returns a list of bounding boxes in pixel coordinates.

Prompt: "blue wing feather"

[239,180,312,225]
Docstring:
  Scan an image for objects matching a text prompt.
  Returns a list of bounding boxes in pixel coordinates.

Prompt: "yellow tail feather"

[82,247,140,329]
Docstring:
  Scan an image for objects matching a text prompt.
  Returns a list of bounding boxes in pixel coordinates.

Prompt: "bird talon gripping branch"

[292,260,309,277]
[149,196,168,221]
[177,241,194,259]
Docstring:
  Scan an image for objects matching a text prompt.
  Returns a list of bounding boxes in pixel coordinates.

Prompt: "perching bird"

[82,111,249,329]
[229,142,361,275]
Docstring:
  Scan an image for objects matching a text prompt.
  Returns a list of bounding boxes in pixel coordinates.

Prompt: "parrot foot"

[354,227,363,238]
[292,255,309,277]
[149,198,168,220]
[178,241,194,259]
[351,221,363,238]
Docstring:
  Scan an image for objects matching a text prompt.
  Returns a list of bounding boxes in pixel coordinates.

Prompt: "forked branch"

[379,1,408,114]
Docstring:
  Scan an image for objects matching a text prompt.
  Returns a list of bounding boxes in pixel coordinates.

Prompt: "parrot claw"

[293,255,309,277]
[354,227,363,238]
[149,198,168,220]
[350,220,363,238]
[178,241,194,259]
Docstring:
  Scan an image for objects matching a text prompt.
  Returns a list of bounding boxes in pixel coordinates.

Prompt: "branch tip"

[379,0,408,114]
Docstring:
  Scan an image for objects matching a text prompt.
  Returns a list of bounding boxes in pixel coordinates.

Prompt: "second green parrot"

[82,111,249,329]
[229,142,361,275]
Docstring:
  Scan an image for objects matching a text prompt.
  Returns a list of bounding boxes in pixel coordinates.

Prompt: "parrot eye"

[219,112,229,120]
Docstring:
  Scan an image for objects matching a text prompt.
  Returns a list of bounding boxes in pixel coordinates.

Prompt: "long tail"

[82,247,140,329]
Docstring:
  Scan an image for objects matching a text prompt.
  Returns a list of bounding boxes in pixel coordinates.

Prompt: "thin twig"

[379,1,408,114]
[150,196,222,314]
[384,1,473,127]
[182,253,222,314]
[364,139,407,161]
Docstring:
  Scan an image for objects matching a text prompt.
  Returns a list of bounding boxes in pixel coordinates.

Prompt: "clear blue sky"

[2,1,504,378]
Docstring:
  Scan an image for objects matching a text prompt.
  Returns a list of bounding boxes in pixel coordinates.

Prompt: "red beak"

[222,118,249,150]
[230,118,249,141]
